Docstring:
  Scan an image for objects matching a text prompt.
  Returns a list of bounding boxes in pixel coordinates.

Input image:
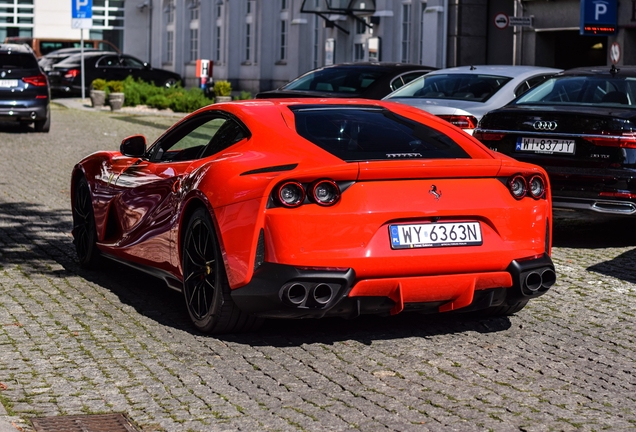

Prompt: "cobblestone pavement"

[0,102,634,432]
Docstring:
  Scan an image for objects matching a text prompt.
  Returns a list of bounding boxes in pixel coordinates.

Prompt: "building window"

[281,0,288,9]
[279,20,287,61]
[190,28,199,62]
[356,17,367,35]
[188,0,199,62]
[215,4,223,64]
[216,26,222,63]
[165,30,173,63]
[354,43,365,62]
[164,0,175,24]
[0,0,34,40]
[245,23,251,62]
[401,3,411,63]
[312,12,319,68]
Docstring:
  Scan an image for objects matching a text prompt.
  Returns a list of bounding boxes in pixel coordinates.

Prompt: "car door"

[95,54,128,82]
[119,55,148,82]
[100,112,243,268]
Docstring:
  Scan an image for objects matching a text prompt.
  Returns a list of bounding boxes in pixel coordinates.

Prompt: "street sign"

[494,13,509,29]
[580,0,617,35]
[509,16,533,27]
[71,0,93,29]
[610,42,621,64]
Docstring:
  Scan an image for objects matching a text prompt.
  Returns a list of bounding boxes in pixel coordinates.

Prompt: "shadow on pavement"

[0,200,513,345]
[552,209,636,248]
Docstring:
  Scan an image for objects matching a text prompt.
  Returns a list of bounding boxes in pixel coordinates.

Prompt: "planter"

[108,92,125,111]
[215,96,232,103]
[90,89,106,108]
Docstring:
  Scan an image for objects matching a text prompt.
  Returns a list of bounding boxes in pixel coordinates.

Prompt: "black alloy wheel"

[181,207,262,334]
[72,177,100,268]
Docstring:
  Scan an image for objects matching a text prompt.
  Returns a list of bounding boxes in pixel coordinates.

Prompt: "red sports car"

[71,99,555,334]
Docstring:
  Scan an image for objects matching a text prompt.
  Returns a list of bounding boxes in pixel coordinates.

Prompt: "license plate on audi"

[389,222,482,249]
[516,137,575,154]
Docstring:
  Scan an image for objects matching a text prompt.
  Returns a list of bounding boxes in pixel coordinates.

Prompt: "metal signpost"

[71,0,93,100]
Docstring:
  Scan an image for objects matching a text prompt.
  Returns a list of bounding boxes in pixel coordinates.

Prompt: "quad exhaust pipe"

[282,282,335,308]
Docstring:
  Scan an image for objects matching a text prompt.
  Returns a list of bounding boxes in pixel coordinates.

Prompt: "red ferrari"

[71,99,555,334]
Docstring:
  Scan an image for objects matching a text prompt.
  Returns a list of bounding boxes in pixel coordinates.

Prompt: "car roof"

[558,65,636,77]
[0,43,36,55]
[306,62,435,73]
[427,65,561,78]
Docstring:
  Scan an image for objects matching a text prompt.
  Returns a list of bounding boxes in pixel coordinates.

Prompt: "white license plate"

[0,79,18,88]
[389,222,482,249]
[516,137,575,154]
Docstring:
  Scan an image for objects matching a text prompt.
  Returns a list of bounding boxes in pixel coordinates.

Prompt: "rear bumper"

[0,102,48,121]
[553,195,636,215]
[231,254,555,319]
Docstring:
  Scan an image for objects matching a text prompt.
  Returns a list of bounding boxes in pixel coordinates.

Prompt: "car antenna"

[470,65,476,70]
[610,64,620,76]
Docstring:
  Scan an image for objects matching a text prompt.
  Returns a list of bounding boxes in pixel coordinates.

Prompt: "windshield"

[291,105,470,162]
[386,73,512,102]
[282,67,387,95]
[513,75,636,107]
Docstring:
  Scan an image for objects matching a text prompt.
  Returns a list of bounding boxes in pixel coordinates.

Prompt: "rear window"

[387,73,512,102]
[291,105,470,162]
[0,53,38,69]
[282,67,387,94]
[514,76,636,107]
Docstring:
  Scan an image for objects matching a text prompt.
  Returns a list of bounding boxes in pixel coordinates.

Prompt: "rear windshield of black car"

[0,53,38,69]
[291,105,470,161]
[514,76,636,107]
[282,67,388,95]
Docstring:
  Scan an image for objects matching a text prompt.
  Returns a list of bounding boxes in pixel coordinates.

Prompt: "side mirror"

[120,135,147,157]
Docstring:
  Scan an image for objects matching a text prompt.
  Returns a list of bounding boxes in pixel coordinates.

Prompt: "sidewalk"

[0,403,23,432]
[51,97,185,117]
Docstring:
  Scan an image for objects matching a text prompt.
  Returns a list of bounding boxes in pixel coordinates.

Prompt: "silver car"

[383,65,562,134]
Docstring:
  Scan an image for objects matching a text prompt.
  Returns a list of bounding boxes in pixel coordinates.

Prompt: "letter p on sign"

[594,0,608,20]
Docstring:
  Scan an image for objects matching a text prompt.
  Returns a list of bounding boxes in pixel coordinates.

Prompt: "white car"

[383,65,562,134]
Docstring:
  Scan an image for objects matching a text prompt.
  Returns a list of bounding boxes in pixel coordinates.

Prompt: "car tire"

[182,207,263,334]
[34,115,50,133]
[72,176,101,269]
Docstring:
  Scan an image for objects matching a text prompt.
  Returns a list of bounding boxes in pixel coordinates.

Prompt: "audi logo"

[533,121,558,131]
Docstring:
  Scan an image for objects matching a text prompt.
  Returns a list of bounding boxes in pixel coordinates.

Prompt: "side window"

[515,74,553,98]
[148,115,249,162]
[390,71,427,91]
[122,56,145,68]
[97,56,121,67]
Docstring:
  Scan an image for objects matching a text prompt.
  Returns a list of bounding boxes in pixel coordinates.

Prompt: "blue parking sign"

[580,0,617,35]
[71,0,92,29]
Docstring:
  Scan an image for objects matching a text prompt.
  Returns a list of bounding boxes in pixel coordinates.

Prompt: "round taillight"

[508,175,527,199]
[529,175,546,199]
[311,180,340,206]
[276,181,305,207]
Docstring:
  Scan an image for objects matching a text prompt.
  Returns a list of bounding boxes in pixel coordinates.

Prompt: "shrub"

[237,90,252,100]
[145,94,171,110]
[213,80,232,97]
[91,78,107,91]
[106,80,124,93]
[119,76,214,112]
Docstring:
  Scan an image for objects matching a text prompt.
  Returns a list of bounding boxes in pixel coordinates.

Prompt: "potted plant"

[90,78,107,108]
[213,80,232,103]
[106,80,125,111]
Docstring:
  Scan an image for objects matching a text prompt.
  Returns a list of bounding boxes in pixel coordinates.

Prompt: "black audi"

[474,65,636,216]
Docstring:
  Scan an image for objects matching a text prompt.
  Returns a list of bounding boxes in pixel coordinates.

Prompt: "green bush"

[119,76,214,112]
[213,80,232,97]
[106,80,124,93]
[237,90,252,100]
[91,78,107,91]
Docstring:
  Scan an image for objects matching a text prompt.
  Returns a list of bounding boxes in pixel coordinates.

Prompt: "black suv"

[0,43,50,132]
